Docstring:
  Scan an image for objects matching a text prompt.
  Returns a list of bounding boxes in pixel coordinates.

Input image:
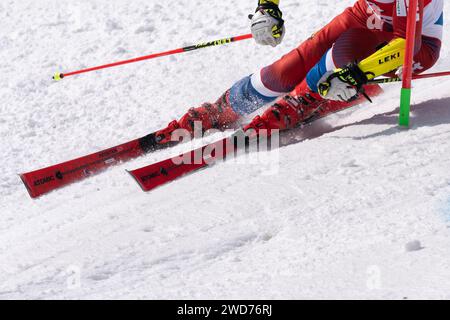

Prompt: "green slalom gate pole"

[399,87,412,127]
[399,0,420,128]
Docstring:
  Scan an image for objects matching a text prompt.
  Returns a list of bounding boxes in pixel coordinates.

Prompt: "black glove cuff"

[255,3,284,26]
[345,62,369,89]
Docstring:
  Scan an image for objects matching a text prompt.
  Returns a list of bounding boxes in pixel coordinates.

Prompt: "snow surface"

[1,0,450,299]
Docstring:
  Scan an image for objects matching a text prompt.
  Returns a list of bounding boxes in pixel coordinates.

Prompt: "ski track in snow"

[1,0,450,299]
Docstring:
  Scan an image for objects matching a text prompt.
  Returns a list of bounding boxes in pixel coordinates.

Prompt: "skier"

[155,0,443,142]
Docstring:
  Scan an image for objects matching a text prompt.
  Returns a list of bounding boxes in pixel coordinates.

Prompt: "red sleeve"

[393,0,440,73]
[392,0,424,52]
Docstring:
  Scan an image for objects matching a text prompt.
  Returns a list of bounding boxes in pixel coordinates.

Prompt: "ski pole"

[369,71,450,84]
[53,33,253,81]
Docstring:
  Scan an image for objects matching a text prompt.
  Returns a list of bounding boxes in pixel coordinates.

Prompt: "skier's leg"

[244,28,393,134]
[155,90,239,144]
[156,1,371,143]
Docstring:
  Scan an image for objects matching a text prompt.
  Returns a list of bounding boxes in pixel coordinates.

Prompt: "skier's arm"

[391,0,442,73]
[392,0,424,56]
[358,0,427,79]
[359,0,440,76]
[317,38,407,101]
[318,0,443,102]
[250,0,285,47]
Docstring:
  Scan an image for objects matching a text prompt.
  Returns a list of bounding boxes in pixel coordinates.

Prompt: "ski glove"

[249,2,285,47]
[317,63,369,102]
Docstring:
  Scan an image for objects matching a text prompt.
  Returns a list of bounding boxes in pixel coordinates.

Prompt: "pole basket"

[399,0,420,127]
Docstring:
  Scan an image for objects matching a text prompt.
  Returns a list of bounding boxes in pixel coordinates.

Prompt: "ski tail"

[19,139,144,198]
[19,133,171,198]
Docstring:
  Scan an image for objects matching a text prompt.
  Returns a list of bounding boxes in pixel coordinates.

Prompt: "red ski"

[22,84,383,197]
[20,132,176,198]
[129,133,243,192]
[128,92,382,192]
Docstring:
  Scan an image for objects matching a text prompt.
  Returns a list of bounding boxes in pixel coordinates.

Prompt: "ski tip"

[18,173,38,199]
[126,170,147,192]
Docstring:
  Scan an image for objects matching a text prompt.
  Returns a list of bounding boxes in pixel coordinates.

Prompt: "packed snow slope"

[1,0,450,299]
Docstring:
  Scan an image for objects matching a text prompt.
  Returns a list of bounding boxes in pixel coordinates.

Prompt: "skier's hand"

[317,63,369,102]
[249,1,285,47]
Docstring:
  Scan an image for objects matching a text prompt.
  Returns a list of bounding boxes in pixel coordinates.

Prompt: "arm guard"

[358,38,406,79]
